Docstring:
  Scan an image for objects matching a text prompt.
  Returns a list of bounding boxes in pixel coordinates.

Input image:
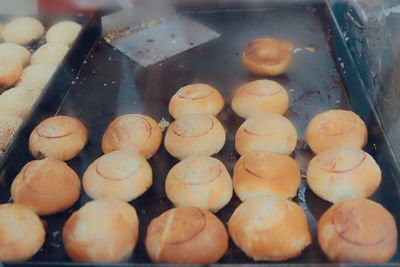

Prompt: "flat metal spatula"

[102,4,220,67]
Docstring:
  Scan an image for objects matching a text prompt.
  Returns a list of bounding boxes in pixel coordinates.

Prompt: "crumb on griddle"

[103,17,167,44]
[304,45,316,53]
[158,117,170,132]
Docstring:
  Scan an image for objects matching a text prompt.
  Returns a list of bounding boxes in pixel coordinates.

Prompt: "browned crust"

[172,118,214,137]
[316,115,356,136]
[109,115,152,141]
[332,203,388,246]
[95,161,137,181]
[316,152,366,173]
[177,165,222,185]
[168,209,206,245]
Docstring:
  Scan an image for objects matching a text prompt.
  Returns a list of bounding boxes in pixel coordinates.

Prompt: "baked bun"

[0,54,22,89]
[0,203,45,261]
[233,151,300,201]
[63,200,139,263]
[306,109,368,154]
[30,43,69,65]
[11,158,81,215]
[307,147,381,203]
[166,156,232,212]
[46,21,82,46]
[146,207,228,264]
[102,114,162,159]
[83,150,152,202]
[29,115,88,160]
[232,79,289,118]
[242,38,293,76]
[0,114,22,154]
[228,197,311,261]
[235,112,297,155]
[0,86,41,119]
[17,63,57,91]
[0,42,30,67]
[3,17,44,45]
[165,114,225,160]
[318,199,397,263]
[168,83,224,119]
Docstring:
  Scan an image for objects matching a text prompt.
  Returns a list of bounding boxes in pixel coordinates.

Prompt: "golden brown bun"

[232,79,289,118]
[30,43,69,65]
[102,114,162,159]
[307,147,381,203]
[83,150,152,202]
[11,158,81,215]
[46,21,82,46]
[3,17,44,45]
[0,203,45,261]
[168,83,224,119]
[306,109,368,154]
[16,63,57,91]
[145,207,228,264]
[164,114,226,160]
[242,38,293,76]
[0,54,22,89]
[0,86,41,119]
[29,115,88,161]
[0,114,22,154]
[63,200,139,263]
[0,43,31,67]
[235,112,297,155]
[233,152,300,201]
[228,196,311,261]
[318,199,397,263]
[166,156,232,212]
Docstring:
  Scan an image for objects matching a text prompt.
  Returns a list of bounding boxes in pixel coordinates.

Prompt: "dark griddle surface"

[3,4,400,265]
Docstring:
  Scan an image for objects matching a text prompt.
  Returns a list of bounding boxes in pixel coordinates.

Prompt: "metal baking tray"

[0,13,100,166]
[1,1,400,266]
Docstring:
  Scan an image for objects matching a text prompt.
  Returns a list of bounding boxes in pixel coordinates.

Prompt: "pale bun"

[145,207,228,264]
[235,112,297,155]
[165,114,225,160]
[0,114,22,154]
[63,200,139,263]
[102,114,162,159]
[232,79,289,118]
[0,86,41,119]
[0,54,22,89]
[31,43,69,65]
[169,83,224,119]
[306,109,368,154]
[3,17,44,45]
[46,21,82,46]
[0,203,45,261]
[233,151,300,201]
[228,196,311,261]
[318,198,397,263]
[0,42,30,66]
[17,63,57,91]
[166,156,232,212]
[307,147,381,203]
[83,150,152,202]
[242,38,293,76]
[11,158,81,215]
[29,115,88,161]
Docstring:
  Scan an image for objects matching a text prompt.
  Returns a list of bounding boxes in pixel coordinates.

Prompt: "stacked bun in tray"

[0,17,82,156]
[0,35,397,265]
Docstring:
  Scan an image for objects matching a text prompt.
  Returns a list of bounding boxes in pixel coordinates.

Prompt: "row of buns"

[2,196,396,264]
[0,17,82,156]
